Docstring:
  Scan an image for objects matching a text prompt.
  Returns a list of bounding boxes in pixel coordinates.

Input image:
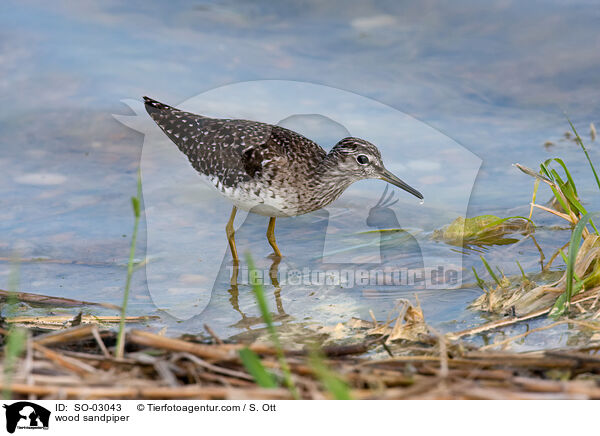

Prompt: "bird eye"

[356,154,369,165]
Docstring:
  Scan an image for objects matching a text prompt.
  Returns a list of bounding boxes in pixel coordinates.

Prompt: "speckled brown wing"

[143,97,326,191]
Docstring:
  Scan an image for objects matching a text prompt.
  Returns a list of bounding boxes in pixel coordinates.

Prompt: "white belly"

[203,174,299,217]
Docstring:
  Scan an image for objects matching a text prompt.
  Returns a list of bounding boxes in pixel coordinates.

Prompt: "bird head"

[329,137,423,200]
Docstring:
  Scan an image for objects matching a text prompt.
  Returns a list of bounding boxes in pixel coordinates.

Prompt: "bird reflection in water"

[366,186,424,269]
[226,256,287,330]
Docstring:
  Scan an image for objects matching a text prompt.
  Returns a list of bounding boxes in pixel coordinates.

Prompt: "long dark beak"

[379,167,423,200]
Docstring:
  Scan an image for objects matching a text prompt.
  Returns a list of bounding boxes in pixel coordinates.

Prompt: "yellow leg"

[225,206,238,262]
[266,217,282,258]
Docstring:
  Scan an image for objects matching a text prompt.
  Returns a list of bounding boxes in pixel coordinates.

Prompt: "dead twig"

[0,288,120,311]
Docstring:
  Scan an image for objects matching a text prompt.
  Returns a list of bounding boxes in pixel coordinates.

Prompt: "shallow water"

[1,0,600,351]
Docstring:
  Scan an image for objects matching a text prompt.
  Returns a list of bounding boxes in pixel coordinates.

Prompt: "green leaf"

[480,256,501,286]
[540,161,554,180]
[551,213,592,317]
[538,158,598,234]
[246,256,275,336]
[238,348,278,388]
[529,177,540,220]
[246,254,299,399]
[116,169,143,359]
[5,328,26,363]
[548,184,570,215]
[566,115,600,192]
[3,327,27,399]
[131,197,140,218]
[516,261,526,280]
[551,158,578,197]
[472,267,486,290]
[309,350,352,400]
[433,215,533,247]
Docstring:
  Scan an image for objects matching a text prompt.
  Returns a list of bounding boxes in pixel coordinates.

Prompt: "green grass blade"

[239,348,278,388]
[246,254,299,399]
[537,162,570,214]
[2,258,27,399]
[3,328,27,399]
[472,267,486,291]
[551,170,584,215]
[559,248,584,286]
[246,256,277,341]
[116,169,142,359]
[529,178,540,220]
[551,158,578,196]
[480,256,501,286]
[551,213,592,317]
[309,349,352,400]
[544,158,598,234]
[549,185,571,215]
[540,160,554,180]
[516,261,526,280]
[496,266,504,278]
[558,248,568,264]
[566,115,600,191]
[551,170,578,206]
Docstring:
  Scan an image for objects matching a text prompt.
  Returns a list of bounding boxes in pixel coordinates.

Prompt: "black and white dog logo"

[3,402,50,433]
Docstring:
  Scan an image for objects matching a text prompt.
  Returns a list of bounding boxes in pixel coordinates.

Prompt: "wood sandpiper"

[144,96,423,261]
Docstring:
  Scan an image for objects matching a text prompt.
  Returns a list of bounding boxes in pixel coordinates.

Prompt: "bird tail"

[143,96,180,116]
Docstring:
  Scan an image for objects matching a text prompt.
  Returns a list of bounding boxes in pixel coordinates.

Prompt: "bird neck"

[298,152,355,213]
